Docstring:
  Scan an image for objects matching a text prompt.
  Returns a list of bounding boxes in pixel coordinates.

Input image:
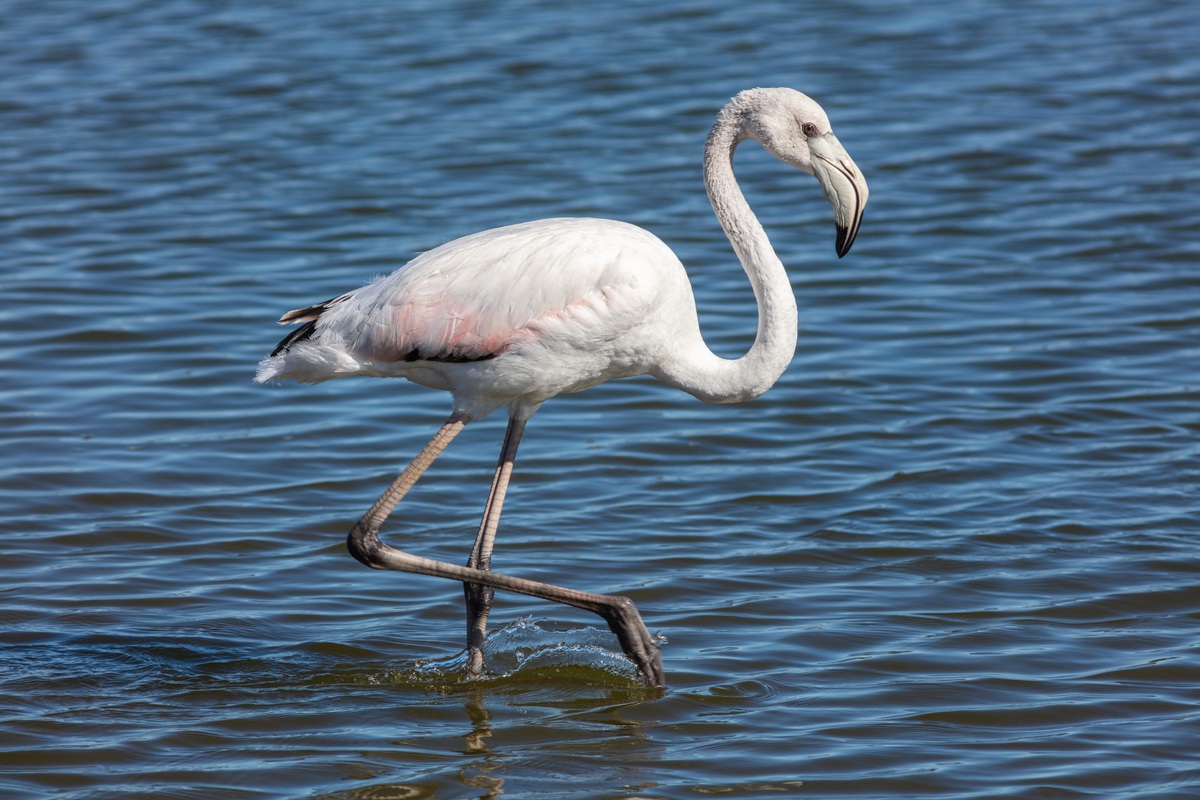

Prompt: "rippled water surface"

[3,1,1198,798]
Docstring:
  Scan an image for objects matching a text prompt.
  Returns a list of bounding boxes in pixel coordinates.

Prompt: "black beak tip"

[835,224,853,258]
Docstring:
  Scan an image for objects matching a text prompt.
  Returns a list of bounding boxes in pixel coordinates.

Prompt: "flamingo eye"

[801,122,819,136]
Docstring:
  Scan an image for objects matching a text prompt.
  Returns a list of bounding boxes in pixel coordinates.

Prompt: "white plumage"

[257,218,688,418]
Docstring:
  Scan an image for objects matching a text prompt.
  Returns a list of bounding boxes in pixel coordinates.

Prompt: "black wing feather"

[270,293,350,357]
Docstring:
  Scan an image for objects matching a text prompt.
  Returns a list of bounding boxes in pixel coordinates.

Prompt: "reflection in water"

[460,691,503,798]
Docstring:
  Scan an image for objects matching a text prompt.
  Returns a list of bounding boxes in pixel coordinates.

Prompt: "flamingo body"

[257,217,697,419]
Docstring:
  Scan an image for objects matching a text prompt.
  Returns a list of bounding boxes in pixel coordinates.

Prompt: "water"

[2,0,1198,797]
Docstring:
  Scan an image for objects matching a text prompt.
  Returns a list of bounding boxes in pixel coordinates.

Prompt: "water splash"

[408,617,667,688]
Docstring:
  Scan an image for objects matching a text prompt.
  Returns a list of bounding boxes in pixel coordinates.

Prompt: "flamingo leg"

[464,416,526,675]
[346,415,666,689]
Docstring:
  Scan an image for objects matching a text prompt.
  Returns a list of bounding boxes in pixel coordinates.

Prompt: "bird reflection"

[458,690,504,798]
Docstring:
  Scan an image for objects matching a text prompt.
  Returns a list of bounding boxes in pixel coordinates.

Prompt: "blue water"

[2,1,1198,798]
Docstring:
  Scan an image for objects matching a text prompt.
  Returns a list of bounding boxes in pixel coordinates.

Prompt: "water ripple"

[2,0,1198,798]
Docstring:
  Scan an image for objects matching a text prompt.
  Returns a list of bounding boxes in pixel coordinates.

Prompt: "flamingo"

[256,88,867,688]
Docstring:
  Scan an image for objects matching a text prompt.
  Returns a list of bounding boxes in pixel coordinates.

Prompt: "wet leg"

[464,416,526,675]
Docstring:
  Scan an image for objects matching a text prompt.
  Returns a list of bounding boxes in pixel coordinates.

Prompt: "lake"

[1,1,1197,797]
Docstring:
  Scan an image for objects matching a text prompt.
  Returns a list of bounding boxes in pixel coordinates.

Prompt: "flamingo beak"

[810,133,868,258]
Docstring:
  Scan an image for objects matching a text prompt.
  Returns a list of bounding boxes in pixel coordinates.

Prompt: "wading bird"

[256,88,868,688]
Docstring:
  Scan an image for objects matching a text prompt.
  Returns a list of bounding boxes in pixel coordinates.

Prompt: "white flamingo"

[256,88,868,688]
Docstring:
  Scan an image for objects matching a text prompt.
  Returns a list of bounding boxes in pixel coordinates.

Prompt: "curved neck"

[657,103,799,404]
